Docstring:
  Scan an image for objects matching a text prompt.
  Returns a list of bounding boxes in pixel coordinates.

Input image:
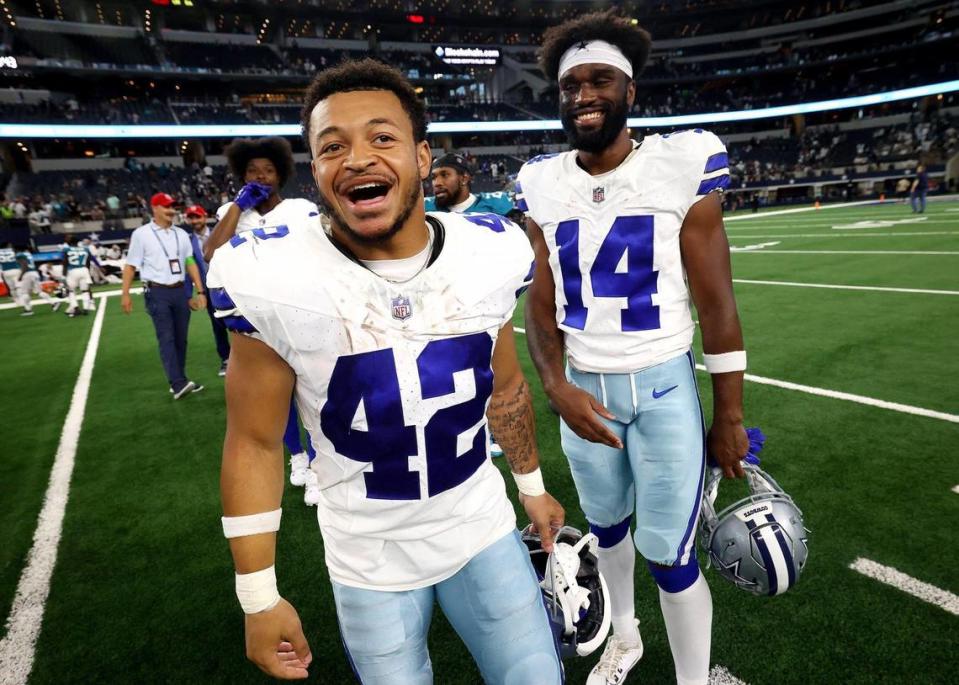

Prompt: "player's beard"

[433,180,464,210]
[318,179,422,246]
[561,91,630,154]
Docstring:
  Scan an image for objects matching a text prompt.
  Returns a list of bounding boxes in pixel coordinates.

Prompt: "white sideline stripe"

[0,300,107,684]
[0,287,140,311]
[725,200,886,221]
[512,327,959,423]
[733,278,959,296]
[730,250,959,255]
[709,665,749,685]
[849,558,959,616]
[724,231,959,239]
[952,485,959,495]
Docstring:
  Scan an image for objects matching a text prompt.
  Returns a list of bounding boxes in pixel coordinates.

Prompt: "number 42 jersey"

[207,211,534,591]
[517,129,730,374]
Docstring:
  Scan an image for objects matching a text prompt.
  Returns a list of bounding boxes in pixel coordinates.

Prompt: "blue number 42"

[555,215,660,332]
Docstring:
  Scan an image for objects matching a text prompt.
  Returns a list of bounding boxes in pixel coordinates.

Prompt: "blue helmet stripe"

[745,519,779,596]
[767,514,796,589]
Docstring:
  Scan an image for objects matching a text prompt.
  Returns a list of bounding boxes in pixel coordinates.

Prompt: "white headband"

[558,40,633,79]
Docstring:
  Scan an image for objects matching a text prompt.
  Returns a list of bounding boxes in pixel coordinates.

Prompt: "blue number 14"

[556,215,660,332]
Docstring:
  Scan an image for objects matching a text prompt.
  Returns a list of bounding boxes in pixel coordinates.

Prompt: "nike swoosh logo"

[652,385,679,399]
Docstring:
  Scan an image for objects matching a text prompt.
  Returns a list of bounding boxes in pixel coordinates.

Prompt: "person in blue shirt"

[425,152,514,215]
[121,192,207,399]
[910,164,929,214]
[185,204,230,377]
[15,247,54,316]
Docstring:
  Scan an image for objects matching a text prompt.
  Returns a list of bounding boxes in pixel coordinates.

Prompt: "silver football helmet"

[522,525,611,657]
[700,464,809,596]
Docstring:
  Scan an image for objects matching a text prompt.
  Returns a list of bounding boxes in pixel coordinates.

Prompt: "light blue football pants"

[562,350,706,565]
[331,530,563,684]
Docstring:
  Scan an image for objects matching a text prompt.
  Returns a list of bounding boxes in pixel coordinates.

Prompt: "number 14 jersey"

[516,129,730,374]
[207,212,534,591]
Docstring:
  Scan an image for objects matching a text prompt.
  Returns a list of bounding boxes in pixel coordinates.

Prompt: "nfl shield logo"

[391,296,412,321]
[592,187,605,203]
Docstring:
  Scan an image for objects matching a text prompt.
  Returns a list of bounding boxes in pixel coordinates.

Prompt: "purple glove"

[233,182,271,211]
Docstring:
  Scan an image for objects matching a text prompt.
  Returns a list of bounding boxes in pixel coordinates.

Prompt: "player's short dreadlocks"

[224,136,295,188]
[300,58,428,149]
[538,9,652,82]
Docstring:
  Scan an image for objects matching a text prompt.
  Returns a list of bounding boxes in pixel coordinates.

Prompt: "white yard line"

[512,327,958,423]
[0,300,107,685]
[849,558,959,616]
[0,287,139,311]
[725,200,887,221]
[729,250,959,255]
[709,666,749,685]
[724,231,959,239]
[732,279,959,296]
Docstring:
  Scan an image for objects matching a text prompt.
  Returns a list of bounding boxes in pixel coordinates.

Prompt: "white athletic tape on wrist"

[235,566,281,614]
[703,351,747,374]
[221,508,281,539]
[512,468,546,497]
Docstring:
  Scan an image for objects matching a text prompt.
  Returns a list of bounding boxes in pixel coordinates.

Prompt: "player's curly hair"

[300,58,428,149]
[538,9,652,81]
[224,136,295,188]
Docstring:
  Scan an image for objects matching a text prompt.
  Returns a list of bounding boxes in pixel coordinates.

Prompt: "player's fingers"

[588,396,617,421]
[288,628,313,668]
[537,518,555,553]
[587,416,622,449]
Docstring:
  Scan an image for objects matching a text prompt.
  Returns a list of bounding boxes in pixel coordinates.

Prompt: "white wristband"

[512,468,546,497]
[222,508,281,539]
[235,566,281,614]
[703,351,747,374]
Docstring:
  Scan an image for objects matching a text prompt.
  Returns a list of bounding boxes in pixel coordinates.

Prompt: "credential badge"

[592,186,605,203]
[391,295,412,321]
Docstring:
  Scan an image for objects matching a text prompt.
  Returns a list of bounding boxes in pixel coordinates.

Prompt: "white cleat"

[586,630,644,685]
[289,452,310,487]
[304,469,320,507]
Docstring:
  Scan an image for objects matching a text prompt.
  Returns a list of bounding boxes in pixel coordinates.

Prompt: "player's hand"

[121,293,133,314]
[234,182,272,211]
[520,491,565,553]
[707,419,749,479]
[189,293,206,311]
[548,382,623,449]
[244,598,313,680]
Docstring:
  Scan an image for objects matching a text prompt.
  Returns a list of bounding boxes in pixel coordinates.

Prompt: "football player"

[202,139,320,502]
[63,234,99,317]
[519,11,750,685]
[209,58,566,683]
[425,151,515,459]
[1,242,20,301]
[425,151,514,215]
[15,247,54,316]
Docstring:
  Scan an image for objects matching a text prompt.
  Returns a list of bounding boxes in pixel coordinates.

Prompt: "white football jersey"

[516,129,730,374]
[215,197,319,233]
[207,211,534,591]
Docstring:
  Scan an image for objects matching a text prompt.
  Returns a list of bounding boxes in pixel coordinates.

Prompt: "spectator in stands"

[121,192,207,399]
[184,204,230,377]
[911,164,928,213]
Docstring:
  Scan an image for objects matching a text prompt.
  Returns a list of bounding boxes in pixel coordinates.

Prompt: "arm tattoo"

[488,379,539,474]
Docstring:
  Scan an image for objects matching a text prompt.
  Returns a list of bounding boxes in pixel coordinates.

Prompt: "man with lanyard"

[425,151,514,215]
[62,234,100,317]
[121,193,207,399]
[15,246,54,316]
[185,204,230,378]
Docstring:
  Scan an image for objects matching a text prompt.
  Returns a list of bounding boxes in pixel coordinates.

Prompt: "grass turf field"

[1,199,957,684]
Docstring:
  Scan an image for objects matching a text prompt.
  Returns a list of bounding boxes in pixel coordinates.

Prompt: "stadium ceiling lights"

[1,80,956,139]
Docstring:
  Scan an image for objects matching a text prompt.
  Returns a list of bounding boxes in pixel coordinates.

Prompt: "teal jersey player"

[16,250,36,271]
[65,245,91,270]
[426,151,514,217]
[0,246,17,271]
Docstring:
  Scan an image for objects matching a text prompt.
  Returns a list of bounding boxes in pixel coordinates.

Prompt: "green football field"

[1,199,957,684]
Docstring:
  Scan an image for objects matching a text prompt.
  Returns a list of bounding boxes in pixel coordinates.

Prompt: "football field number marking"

[849,558,959,616]
[0,296,107,685]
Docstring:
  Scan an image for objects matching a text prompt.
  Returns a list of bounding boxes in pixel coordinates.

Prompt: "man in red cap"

[186,204,230,376]
[121,192,207,399]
